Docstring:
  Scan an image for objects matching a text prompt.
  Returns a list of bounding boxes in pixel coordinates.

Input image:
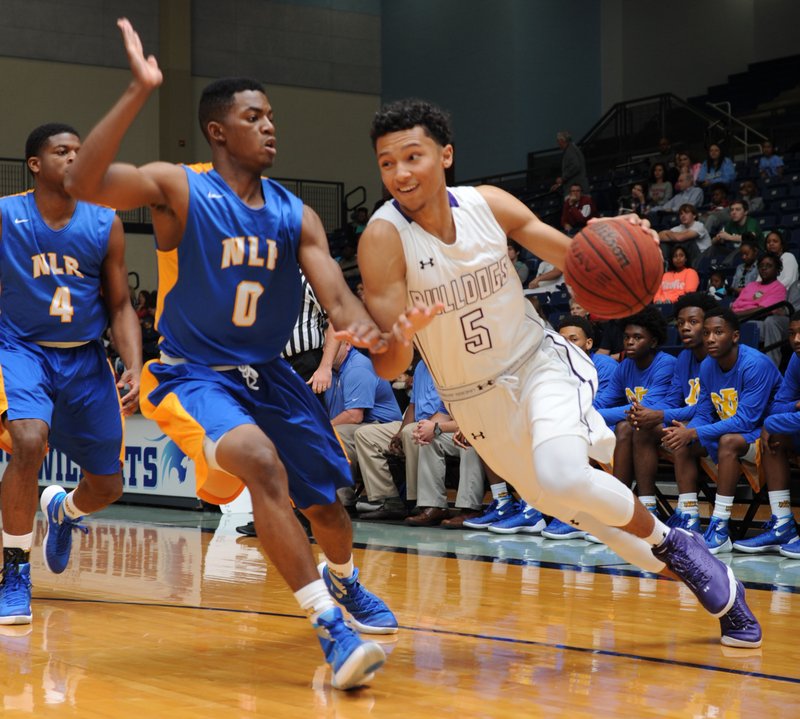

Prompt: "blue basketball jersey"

[765,352,800,435]
[662,348,703,424]
[156,165,303,365]
[0,191,112,342]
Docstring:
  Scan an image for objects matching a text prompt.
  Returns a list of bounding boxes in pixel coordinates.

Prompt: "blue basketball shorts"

[0,338,123,475]
[140,357,351,507]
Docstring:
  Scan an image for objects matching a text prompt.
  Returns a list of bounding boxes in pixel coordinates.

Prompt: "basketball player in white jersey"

[338,99,762,648]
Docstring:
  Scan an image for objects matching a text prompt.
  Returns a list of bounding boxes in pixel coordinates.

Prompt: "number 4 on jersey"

[50,286,74,323]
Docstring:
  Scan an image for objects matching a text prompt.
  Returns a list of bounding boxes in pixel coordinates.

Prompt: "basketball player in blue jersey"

[627,293,717,528]
[338,98,762,648]
[65,19,392,690]
[731,312,800,557]
[662,308,782,554]
[0,123,142,625]
[556,315,617,395]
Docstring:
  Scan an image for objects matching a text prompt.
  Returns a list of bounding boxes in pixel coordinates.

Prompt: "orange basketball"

[563,221,664,319]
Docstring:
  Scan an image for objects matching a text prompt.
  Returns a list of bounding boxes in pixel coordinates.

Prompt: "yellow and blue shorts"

[140,357,351,508]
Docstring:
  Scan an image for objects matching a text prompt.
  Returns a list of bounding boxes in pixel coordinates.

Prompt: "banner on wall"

[0,416,198,499]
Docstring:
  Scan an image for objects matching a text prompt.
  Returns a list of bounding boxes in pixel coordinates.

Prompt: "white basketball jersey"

[370,185,545,389]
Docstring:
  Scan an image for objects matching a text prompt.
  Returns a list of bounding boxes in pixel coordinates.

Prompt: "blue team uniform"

[0,191,122,475]
[140,165,351,507]
[590,352,617,395]
[689,344,782,462]
[325,349,402,423]
[595,351,676,427]
[764,353,800,446]
[661,349,703,425]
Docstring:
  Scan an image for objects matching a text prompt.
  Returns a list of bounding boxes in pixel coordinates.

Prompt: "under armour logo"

[419,258,435,269]
[470,432,485,440]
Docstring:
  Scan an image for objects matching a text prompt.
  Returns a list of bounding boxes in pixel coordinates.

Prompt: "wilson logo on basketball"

[593,222,631,268]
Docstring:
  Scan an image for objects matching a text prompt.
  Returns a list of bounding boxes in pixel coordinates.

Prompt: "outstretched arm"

[102,217,142,415]
[65,18,186,248]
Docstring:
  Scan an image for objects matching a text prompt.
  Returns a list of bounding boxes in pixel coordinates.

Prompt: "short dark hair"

[25,123,79,161]
[678,203,697,216]
[370,99,453,149]
[789,310,800,323]
[623,305,667,346]
[198,77,266,142]
[557,315,594,341]
[758,250,783,275]
[705,306,740,332]
[672,292,718,318]
[740,236,760,253]
[731,199,749,212]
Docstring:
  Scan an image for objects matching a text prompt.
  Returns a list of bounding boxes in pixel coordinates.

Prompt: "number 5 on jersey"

[50,286,74,323]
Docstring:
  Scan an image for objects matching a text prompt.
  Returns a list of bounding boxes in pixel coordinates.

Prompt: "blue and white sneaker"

[487,505,546,535]
[541,517,586,540]
[703,517,732,555]
[462,500,519,530]
[319,563,398,634]
[0,551,32,625]
[40,486,89,574]
[666,511,701,533]
[314,606,385,690]
[780,538,800,560]
[733,516,799,554]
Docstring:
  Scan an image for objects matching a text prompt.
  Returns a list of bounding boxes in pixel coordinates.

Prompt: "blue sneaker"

[0,551,32,625]
[319,563,398,634]
[487,505,546,535]
[666,511,701,533]
[541,517,586,540]
[652,528,736,617]
[314,606,386,690]
[703,517,732,555]
[732,516,799,554]
[719,580,762,648]
[40,486,89,574]
[462,500,519,530]
[780,538,800,559]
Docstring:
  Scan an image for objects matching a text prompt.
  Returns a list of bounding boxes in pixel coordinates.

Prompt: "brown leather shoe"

[359,497,408,520]
[404,507,449,527]
[440,510,482,529]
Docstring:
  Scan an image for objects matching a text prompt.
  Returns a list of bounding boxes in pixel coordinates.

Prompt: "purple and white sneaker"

[652,528,736,617]
[719,580,762,648]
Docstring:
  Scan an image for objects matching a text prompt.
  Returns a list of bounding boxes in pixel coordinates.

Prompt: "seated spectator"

[135,290,152,320]
[731,252,786,320]
[649,172,703,217]
[557,315,617,394]
[758,140,784,179]
[507,239,529,284]
[765,229,799,289]
[729,238,760,297]
[732,312,800,555]
[662,308,782,553]
[526,258,563,295]
[738,179,764,215]
[348,206,370,242]
[560,182,596,235]
[674,150,701,185]
[697,143,736,189]
[324,342,403,506]
[648,163,673,207]
[707,200,764,266]
[618,181,647,216]
[141,315,160,362]
[650,137,674,172]
[653,245,699,304]
[627,293,718,522]
[657,203,711,264]
[593,306,676,516]
[707,270,729,301]
[704,180,762,237]
[700,183,730,218]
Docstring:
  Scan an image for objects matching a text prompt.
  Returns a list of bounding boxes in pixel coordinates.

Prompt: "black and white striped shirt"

[283,274,326,358]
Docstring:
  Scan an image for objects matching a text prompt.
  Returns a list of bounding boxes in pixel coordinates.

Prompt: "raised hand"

[117,17,162,90]
[333,321,389,353]
[391,302,445,346]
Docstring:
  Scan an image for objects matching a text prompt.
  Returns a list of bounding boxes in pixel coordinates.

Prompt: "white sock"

[769,490,793,524]
[64,491,87,520]
[712,494,734,522]
[644,517,670,547]
[639,495,657,512]
[325,556,354,579]
[491,482,511,506]
[294,579,336,624]
[677,493,699,517]
[2,532,33,552]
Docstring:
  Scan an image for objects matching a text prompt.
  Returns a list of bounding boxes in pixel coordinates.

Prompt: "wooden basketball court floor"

[2,506,799,718]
